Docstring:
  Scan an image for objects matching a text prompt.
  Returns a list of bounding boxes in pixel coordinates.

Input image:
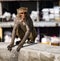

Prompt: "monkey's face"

[18,10,27,21]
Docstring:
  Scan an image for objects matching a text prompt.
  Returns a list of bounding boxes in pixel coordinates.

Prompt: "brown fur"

[7,7,37,52]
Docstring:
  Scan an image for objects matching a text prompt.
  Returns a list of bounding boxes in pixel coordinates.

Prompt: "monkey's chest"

[19,22,26,32]
[21,25,26,32]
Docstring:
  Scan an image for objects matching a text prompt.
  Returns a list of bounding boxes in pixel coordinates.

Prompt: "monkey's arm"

[19,25,30,46]
[10,21,19,45]
[7,20,19,51]
[17,24,30,48]
[10,26,16,44]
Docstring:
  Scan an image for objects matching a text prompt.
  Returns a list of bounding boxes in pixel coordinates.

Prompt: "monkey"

[7,7,37,52]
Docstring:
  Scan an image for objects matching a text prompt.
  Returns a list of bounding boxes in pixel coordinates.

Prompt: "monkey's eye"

[20,12,27,14]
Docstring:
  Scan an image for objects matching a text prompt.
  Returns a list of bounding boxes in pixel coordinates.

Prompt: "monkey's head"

[17,7,28,21]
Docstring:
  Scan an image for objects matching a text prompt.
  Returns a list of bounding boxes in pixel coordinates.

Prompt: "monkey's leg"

[27,32,37,44]
[16,34,24,45]
[16,26,25,45]
[28,37,36,43]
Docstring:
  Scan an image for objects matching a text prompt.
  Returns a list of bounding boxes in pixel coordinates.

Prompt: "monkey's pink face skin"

[18,10,27,22]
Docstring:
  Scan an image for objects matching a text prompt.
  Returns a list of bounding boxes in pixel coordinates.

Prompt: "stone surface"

[0,42,18,61]
[18,43,60,61]
[0,42,60,61]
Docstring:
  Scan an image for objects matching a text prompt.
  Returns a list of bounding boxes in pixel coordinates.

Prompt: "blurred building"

[0,0,60,15]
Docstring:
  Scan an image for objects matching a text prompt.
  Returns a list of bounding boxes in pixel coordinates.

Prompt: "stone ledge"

[0,42,60,61]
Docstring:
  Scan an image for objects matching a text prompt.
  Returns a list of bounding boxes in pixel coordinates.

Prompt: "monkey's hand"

[7,44,14,51]
[16,45,23,52]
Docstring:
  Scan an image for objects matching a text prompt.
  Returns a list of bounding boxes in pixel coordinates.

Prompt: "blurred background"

[0,0,60,44]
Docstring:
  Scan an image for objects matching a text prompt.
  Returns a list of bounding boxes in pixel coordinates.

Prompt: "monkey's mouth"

[21,18,26,22]
[22,17,26,20]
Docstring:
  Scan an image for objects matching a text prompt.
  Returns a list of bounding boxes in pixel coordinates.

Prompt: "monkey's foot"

[27,41,35,44]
